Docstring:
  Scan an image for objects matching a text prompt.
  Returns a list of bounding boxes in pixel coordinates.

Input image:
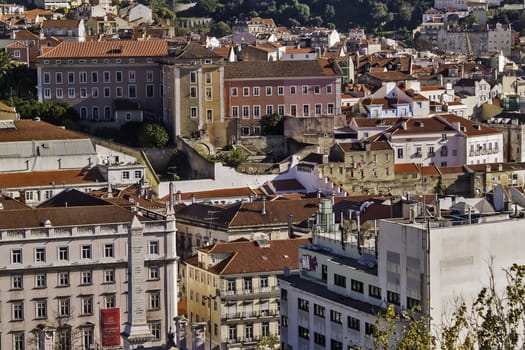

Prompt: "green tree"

[208,21,232,37]
[261,113,283,135]
[257,334,279,350]
[137,123,169,148]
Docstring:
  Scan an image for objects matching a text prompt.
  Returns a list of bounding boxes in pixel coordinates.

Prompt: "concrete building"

[0,196,178,350]
[36,40,168,126]
[42,19,86,42]
[185,238,308,349]
[487,112,525,162]
[280,197,525,349]
[437,23,512,56]
[224,59,342,138]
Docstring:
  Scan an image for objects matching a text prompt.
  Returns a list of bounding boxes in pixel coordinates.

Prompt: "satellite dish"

[493,184,505,211]
[509,187,525,209]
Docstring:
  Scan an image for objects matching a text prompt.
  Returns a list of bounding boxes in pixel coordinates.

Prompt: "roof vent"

[415,121,424,127]
[33,116,41,121]
[473,124,481,130]
[43,219,52,227]
[255,239,270,248]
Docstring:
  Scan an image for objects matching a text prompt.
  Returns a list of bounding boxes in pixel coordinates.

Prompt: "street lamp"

[202,295,217,350]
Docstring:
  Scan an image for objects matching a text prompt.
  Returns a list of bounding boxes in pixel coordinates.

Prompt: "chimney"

[401,121,407,129]
[191,194,196,204]
[452,121,461,131]
[169,182,175,209]
[288,214,294,238]
[176,190,182,204]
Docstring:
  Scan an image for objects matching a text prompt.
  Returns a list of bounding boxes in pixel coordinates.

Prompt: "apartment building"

[185,237,308,349]
[36,40,168,126]
[224,59,342,137]
[0,197,178,350]
[162,43,226,146]
[437,23,512,56]
[280,197,525,349]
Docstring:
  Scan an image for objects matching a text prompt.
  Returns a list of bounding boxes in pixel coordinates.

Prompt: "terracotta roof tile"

[0,119,85,141]
[0,168,104,188]
[365,71,416,82]
[42,19,81,28]
[12,29,39,40]
[440,114,501,136]
[39,39,168,58]
[160,187,256,202]
[224,60,339,79]
[395,163,419,173]
[190,238,310,275]
[0,205,150,230]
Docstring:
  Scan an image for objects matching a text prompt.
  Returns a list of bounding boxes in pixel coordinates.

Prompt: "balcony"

[220,286,279,299]
[220,310,279,322]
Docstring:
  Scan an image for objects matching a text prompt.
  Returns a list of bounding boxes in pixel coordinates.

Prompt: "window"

[369,285,381,299]
[190,87,197,98]
[301,85,308,95]
[351,279,364,293]
[190,107,198,118]
[407,296,420,309]
[327,103,334,114]
[81,245,91,259]
[231,106,238,117]
[298,325,309,339]
[36,299,47,318]
[134,170,142,179]
[243,87,249,96]
[228,325,237,341]
[365,322,375,335]
[260,276,269,288]
[104,269,115,283]
[91,71,98,83]
[149,291,160,310]
[116,87,123,97]
[91,87,99,97]
[116,71,122,83]
[68,72,75,83]
[303,104,309,117]
[43,72,50,84]
[35,273,46,288]
[314,332,326,346]
[231,87,238,96]
[146,84,154,98]
[331,339,343,350]
[244,277,252,292]
[252,86,260,96]
[12,301,24,321]
[82,296,93,315]
[35,248,46,263]
[205,72,212,84]
[190,71,196,84]
[149,240,159,255]
[58,298,70,317]
[146,70,154,83]
[57,327,71,350]
[79,72,87,83]
[13,332,24,350]
[278,105,285,116]
[103,87,110,97]
[102,71,110,83]
[330,309,342,324]
[80,107,87,119]
[55,72,63,84]
[122,171,130,180]
[265,86,272,96]
[12,249,22,264]
[277,86,284,95]
[290,86,296,95]
[205,87,212,100]
[281,315,288,327]
[322,264,327,281]
[81,270,92,285]
[397,148,404,159]
[348,316,360,331]
[326,85,333,94]
[253,105,261,119]
[334,273,346,288]
[80,88,87,98]
[298,298,309,311]
[314,85,320,94]
[104,244,114,258]
[242,105,249,119]
[387,291,401,305]
[126,112,131,121]
[290,105,297,117]
[149,266,160,280]
[104,294,116,308]
[227,279,236,292]
[314,304,325,318]
[262,322,270,337]
[82,328,94,350]
[266,105,273,115]
[58,272,69,286]
[149,321,161,340]
[315,104,322,116]
[12,274,23,289]
[206,109,213,122]
[128,85,136,98]
[43,88,51,99]
[245,323,254,339]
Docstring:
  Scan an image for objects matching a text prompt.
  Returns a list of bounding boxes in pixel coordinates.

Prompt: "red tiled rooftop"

[39,39,168,58]
[395,163,419,173]
[0,168,105,188]
[0,119,86,142]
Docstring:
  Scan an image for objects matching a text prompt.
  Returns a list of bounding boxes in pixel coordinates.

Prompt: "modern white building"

[280,197,525,349]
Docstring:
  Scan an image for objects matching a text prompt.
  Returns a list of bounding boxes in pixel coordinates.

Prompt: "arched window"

[92,107,99,121]
[104,106,111,120]
[80,107,87,120]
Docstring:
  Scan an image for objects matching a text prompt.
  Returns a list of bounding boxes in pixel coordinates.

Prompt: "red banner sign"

[101,308,121,346]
